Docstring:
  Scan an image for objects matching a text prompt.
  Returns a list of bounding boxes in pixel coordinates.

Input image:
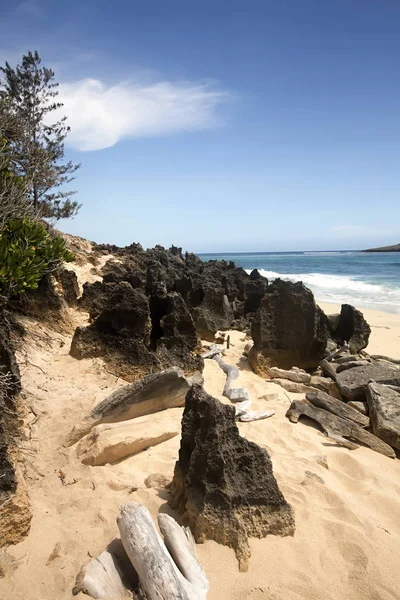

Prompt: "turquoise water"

[199,251,400,314]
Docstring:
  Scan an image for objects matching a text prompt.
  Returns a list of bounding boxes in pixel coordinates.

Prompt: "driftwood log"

[74,503,208,599]
[203,344,274,422]
[305,389,370,428]
[213,354,249,403]
[118,502,209,600]
[286,399,395,458]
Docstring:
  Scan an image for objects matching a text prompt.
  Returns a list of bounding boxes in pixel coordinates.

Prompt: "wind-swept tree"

[0,51,80,219]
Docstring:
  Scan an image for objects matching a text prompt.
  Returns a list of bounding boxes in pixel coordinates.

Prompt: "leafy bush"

[0,217,74,296]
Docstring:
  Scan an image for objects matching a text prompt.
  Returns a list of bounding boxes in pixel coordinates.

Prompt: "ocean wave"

[245,269,400,312]
[252,270,384,292]
[302,251,354,256]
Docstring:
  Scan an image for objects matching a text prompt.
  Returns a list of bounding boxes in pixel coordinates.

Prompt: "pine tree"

[0,51,80,219]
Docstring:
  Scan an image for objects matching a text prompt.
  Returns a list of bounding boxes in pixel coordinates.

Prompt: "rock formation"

[249,279,329,373]
[329,304,371,353]
[169,385,295,572]
[336,362,400,401]
[366,382,400,450]
[70,244,259,378]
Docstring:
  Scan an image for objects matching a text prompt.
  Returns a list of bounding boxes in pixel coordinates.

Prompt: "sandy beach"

[1,300,400,600]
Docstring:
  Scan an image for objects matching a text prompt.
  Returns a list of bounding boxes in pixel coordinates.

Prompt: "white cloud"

[56,78,228,151]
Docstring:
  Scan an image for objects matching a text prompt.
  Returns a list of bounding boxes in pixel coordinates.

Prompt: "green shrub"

[0,217,74,296]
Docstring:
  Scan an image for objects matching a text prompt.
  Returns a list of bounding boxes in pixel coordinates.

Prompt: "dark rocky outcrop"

[329,304,371,354]
[56,268,80,307]
[71,281,203,380]
[366,382,400,450]
[71,244,260,377]
[70,283,161,381]
[336,363,400,401]
[190,286,234,341]
[169,385,295,572]
[249,279,329,373]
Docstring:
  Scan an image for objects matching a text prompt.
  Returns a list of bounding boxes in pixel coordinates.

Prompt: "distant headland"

[362,243,400,253]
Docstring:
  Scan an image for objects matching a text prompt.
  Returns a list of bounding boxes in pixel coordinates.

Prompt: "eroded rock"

[336,363,400,401]
[169,385,295,572]
[332,304,371,354]
[366,382,400,450]
[249,279,329,373]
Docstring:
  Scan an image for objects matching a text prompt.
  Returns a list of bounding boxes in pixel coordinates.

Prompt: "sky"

[1,0,400,252]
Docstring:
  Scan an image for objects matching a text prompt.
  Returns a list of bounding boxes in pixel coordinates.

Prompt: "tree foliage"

[0,100,33,229]
[0,51,80,220]
[0,217,74,297]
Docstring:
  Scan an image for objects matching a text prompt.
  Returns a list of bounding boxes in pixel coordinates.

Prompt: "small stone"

[144,474,171,489]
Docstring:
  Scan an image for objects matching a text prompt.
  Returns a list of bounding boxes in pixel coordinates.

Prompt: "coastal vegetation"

[0,51,78,300]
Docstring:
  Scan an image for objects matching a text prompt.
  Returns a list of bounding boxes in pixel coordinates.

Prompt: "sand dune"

[1,307,400,600]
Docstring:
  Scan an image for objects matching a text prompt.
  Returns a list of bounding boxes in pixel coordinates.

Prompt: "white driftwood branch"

[117,502,208,600]
[73,548,132,599]
[202,345,275,422]
[213,354,249,403]
[238,410,275,422]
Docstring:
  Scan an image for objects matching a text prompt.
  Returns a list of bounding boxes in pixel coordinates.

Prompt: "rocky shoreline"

[1,234,400,599]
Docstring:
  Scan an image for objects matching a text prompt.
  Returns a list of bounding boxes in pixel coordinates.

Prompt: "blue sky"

[1,0,400,252]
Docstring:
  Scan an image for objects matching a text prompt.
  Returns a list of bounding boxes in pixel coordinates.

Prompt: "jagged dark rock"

[249,279,329,373]
[75,245,260,369]
[56,268,80,307]
[330,304,371,354]
[154,292,203,372]
[336,363,400,401]
[169,385,295,572]
[71,282,203,380]
[366,382,400,450]
[190,285,234,341]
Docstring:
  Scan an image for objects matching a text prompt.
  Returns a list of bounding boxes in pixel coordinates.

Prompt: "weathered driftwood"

[238,410,275,422]
[324,343,348,362]
[117,502,208,600]
[213,354,249,403]
[305,389,370,428]
[76,410,180,466]
[336,360,370,374]
[234,400,251,417]
[73,540,138,599]
[271,379,313,394]
[323,432,359,450]
[370,354,400,365]
[203,345,274,422]
[200,344,225,359]
[320,359,338,381]
[348,401,369,415]
[286,400,395,458]
[67,367,197,446]
[268,367,311,384]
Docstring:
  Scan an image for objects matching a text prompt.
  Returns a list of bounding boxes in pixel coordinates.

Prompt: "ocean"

[198,251,400,314]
